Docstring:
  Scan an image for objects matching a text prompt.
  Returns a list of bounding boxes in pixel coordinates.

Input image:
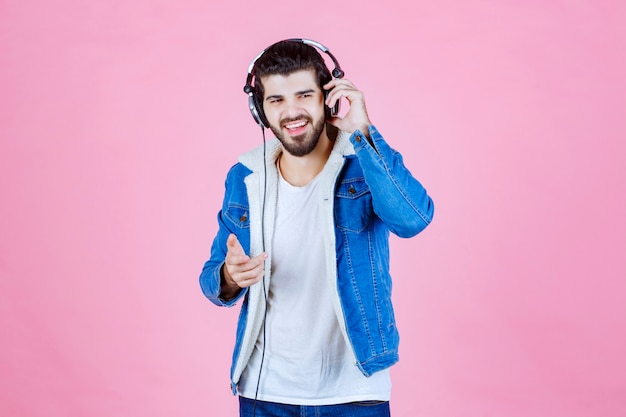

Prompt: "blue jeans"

[239,397,391,417]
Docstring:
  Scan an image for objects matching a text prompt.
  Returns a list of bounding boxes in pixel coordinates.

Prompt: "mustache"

[280,115,312,126]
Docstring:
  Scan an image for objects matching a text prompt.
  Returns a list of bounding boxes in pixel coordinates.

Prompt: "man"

[199,39,434,417]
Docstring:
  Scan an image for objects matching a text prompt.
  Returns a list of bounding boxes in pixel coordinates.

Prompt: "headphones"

[243,38,345,128]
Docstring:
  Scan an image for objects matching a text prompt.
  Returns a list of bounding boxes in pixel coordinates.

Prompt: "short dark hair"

[252,40,332,101]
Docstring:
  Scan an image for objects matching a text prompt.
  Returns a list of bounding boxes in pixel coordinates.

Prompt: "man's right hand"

[221,233,267,299]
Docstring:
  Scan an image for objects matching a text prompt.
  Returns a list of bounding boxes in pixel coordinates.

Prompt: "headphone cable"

[252,126,268,417]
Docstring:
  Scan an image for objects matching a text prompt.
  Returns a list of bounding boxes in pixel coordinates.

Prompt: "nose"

[282,97,304,118]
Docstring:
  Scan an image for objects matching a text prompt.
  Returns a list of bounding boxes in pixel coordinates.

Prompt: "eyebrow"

[265,89,317,102]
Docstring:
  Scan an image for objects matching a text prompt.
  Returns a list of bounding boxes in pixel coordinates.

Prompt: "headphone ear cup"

[249,93,270,128]
[324,89,340,119]
[324,90,331,120]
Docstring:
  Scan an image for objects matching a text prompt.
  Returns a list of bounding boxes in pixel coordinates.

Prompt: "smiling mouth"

[283,120,309,134]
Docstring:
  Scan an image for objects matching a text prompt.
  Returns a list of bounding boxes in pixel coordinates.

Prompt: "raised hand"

[221,234,267,299]
[324,78,372,138]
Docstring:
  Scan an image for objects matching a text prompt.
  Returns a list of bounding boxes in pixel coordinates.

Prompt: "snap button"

[240,214,247,222]
[355,135,362,142]
[348,186,356,194]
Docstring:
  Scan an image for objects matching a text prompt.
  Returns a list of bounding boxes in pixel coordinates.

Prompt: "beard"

[269,115,326,157]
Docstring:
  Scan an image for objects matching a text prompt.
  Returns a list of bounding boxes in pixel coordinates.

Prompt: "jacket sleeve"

[198,166,249,307]
[351,125,434,238]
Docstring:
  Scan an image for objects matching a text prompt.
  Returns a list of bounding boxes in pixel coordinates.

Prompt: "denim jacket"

[199,126,434,394]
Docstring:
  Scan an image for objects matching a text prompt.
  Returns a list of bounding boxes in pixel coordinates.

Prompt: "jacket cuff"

[350,125,381,152]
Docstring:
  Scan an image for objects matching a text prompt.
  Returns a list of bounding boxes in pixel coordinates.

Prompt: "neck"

[278,124,336,187]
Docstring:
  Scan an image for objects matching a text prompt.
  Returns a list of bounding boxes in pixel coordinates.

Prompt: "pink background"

[1,1,625,416]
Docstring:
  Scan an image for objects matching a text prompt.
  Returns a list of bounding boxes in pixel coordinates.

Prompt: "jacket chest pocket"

[224,204,250,230]
[335,178,373,233]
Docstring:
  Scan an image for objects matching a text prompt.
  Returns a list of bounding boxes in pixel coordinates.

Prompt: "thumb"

[227,233,245,255]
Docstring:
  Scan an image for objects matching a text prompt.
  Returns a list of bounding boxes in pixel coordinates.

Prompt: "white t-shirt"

[238,165,391,405]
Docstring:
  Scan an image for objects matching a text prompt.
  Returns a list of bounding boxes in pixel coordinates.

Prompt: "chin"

[279,135,319,157]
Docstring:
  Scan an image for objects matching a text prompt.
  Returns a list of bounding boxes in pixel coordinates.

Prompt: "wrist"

[220,265,241,300]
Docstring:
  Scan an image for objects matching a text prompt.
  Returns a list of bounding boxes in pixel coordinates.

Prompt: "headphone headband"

[243,38,344,128]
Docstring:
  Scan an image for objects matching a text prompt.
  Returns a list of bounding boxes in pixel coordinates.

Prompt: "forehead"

[260,69,319,97]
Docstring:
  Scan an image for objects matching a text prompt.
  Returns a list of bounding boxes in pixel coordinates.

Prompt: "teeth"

[285,121,306,129]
